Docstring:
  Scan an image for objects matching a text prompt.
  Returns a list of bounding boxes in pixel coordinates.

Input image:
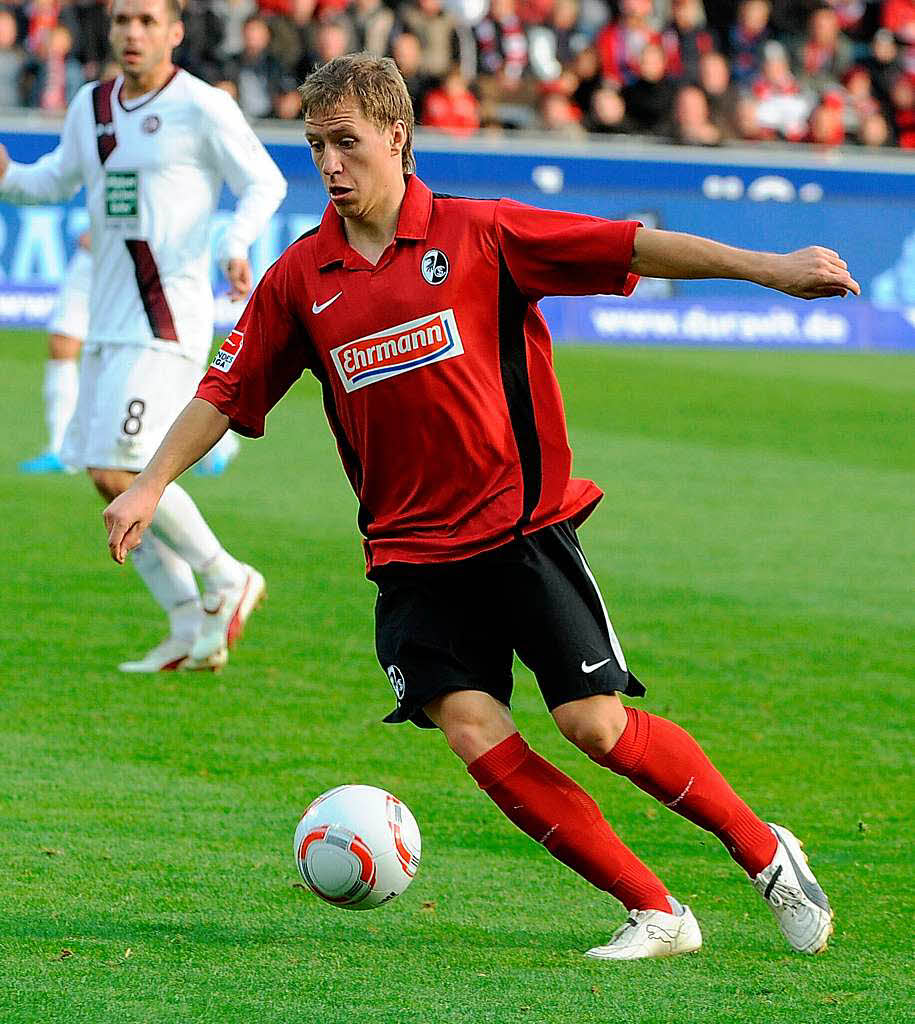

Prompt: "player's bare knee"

[425,691,516,765]
[48,333,81,360]
[553,694,627,759]
[437,710,500,763]
[440,721,490,763]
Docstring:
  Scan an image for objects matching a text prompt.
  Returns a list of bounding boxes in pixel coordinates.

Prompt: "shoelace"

[766,878,813,916]
[608,916,640,943]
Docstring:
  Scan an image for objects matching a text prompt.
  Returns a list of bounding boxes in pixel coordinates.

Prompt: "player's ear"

[390,120,406,159]
[169,16,185,49]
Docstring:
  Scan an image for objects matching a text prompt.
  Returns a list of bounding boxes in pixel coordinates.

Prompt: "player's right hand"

[103,484,160,564]
[0,144,9,180]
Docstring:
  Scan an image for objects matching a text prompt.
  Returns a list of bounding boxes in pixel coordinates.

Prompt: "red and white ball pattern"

[294,785,421,910]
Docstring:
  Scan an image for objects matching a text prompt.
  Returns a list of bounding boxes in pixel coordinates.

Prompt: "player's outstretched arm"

[103,399,230,564]
[0,95,84,204]
[630,228,861,300]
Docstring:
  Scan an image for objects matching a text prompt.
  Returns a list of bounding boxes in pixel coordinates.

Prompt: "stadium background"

[2,116,915,349]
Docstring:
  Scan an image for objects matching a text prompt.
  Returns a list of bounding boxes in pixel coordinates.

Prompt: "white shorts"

[47,247,92,339]
[60,344,204,471]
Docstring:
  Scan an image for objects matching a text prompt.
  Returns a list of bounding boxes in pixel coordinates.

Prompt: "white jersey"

[1,69,287,363]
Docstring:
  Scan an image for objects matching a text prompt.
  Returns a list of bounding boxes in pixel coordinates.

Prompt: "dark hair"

[110,0,184,23]
[298,53,415,174]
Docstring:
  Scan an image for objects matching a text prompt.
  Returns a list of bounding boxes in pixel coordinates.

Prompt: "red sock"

[596,707,777,877]
[467,732,671,912]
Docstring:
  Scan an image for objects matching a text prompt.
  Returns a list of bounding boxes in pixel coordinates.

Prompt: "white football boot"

[753,823,833,954]
[119,635,200,673]
[189,565,266,667]
[585,905,702,961]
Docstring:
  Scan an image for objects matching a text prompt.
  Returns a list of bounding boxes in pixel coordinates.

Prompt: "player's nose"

[321,146,344,176]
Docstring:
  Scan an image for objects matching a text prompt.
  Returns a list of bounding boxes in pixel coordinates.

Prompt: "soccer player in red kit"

[104,54,859,960]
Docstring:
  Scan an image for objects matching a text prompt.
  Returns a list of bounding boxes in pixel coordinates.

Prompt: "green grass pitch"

[0,330,912,1023]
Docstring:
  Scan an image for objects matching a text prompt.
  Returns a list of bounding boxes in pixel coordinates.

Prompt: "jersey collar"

[315,174,433,271]
[116,66,180,112]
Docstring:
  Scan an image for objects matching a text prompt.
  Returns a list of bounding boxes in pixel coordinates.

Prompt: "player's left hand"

[226,258,252,301]
[771,247,861,300]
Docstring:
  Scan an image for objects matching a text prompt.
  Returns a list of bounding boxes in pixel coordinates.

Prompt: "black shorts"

[371,519,645,729]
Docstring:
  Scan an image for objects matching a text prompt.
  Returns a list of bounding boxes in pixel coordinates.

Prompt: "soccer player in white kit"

[20,230,241,477]
[19,232,92,475]
[0,0,287,672]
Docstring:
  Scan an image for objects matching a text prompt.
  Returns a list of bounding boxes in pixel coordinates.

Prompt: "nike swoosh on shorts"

[581,658,612,674]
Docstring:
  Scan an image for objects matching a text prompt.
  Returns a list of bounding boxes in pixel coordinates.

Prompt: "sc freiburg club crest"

[387,665,406,701]
[421,249,449,285]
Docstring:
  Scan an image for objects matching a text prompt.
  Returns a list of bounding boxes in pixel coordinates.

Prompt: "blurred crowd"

[1,0,914,148]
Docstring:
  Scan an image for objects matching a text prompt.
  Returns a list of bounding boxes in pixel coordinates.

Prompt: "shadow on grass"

[0,909,591,959]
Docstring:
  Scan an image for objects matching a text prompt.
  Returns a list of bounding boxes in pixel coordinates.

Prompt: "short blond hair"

[298,53,415,174]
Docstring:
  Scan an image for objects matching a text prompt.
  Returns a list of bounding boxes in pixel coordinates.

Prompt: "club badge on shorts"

[387,665,406,701]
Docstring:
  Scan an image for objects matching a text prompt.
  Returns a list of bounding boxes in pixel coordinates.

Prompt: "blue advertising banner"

[1,121,913,349]
[539,295,915,351]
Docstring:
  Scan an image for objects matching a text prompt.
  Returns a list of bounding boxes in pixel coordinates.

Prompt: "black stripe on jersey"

[497,250,543,533]
[125,239,180,342]
[309,359,372,541]
[431,192,495,202]
[92,80,117,165]
[293,225,321,245]
[287,225,371,540]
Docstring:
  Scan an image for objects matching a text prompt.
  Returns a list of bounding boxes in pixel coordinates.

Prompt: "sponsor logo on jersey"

[105,170,138,220]
[211,329,244,372]
[142,115,161,134]
[330,309,464,393]
[421,249,449,285]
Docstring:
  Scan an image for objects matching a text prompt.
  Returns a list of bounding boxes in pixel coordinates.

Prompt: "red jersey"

[197,175,640,571]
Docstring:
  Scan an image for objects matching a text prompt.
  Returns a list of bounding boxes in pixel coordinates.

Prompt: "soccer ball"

[294,785,421,910]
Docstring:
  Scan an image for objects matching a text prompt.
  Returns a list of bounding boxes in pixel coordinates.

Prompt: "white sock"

[152,482,247,592]
[43,358,79,454]
[168,599,203,643]
[129,532,200,638]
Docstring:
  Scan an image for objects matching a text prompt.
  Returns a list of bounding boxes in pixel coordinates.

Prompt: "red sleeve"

[495,199,641,301]
[195,257,312,438]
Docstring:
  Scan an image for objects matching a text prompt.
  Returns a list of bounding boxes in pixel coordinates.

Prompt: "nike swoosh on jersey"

[581,658,612,674]
[312,291,343,314]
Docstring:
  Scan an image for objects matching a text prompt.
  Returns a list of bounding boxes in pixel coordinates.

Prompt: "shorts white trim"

[572,545,629,673]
